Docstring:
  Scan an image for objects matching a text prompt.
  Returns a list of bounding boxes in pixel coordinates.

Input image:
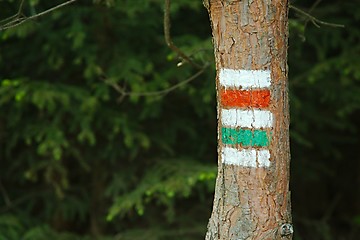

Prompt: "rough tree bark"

[204,0,293,239]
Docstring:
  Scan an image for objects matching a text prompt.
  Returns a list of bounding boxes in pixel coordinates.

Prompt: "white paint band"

[219,68,271,89]
[221,109,273,128]
[221,147,271,167]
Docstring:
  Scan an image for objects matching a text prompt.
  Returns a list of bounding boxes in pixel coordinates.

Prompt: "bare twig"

[0,0,78,31]
[17,0,26,15]
[101,0,210,100]
[302,0,322,31]
[0,0,26,24]
[164,0,202,69]
[290,4,345,28]
[106,63,209,99]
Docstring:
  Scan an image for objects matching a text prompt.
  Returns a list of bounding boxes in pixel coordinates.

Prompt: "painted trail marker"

[220,89,270,108]
[219,68,273,168]
[221,127,270,147]
[219,69,271,89]
[221,109,273,128]
[222,147,271,168]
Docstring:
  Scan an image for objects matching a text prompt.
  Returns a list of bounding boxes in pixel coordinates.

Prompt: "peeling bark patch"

[222,147,271,167]
[219,69,273,168]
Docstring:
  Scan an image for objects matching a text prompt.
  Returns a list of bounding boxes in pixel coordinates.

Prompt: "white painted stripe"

[221,147,271,167]
[219,69,271,89]
[221,109,273,128]
[257,149,271,167]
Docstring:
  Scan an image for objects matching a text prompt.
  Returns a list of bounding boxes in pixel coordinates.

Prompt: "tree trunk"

[204,0,292,239]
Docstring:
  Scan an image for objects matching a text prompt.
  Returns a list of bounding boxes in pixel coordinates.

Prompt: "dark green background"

[0,0,359,239]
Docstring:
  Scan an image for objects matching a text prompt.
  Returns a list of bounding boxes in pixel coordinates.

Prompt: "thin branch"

[303,0,322,29]
[101,0,210,101]
[0,0,78,31]
[102,0,210,99]
[164,0,202,69]
[0,0,25,24]
[309,0,322,13]
[0,14,18,24]
[290,5,345,28]
[105,63,209,99]
[17,0,26,15]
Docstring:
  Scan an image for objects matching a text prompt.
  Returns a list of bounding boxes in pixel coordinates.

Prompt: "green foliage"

[0,0,359,239]
[0,1,215,239]
[106,159,216,222]
[288,1,360,239]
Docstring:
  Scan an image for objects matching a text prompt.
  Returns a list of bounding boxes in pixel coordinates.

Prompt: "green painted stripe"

[221,127,271,147]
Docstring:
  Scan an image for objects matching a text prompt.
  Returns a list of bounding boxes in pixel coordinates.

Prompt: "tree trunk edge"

[204,0,293,239]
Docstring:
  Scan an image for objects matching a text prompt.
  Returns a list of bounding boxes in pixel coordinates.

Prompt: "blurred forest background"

[0,0,359,239]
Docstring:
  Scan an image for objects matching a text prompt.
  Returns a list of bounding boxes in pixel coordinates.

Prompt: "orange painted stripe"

[220,89,270,108]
